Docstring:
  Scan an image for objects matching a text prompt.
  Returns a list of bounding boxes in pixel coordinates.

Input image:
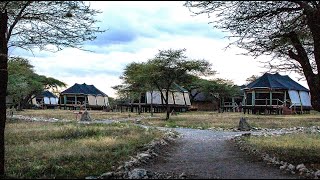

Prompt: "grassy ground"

[9,109,320,177]
[13,109,163,121]
[139,111,320,129]
[242,132,320,169]
[5,119,164,179]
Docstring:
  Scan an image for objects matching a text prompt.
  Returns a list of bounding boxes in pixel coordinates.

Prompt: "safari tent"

[116,83,191,113]
[242,73,312,114]
[31,90,59,109]
[59,83,109,110]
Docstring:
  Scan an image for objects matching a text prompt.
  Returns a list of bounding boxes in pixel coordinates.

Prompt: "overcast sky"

[11,1,309,98]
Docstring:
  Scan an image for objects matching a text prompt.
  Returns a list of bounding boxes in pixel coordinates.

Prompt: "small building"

[59,83,109,110]
[31,90,59,109]
[115,83,191,113]
[221,85,245,112]
[242,73,312,114]
[189,90,219,111]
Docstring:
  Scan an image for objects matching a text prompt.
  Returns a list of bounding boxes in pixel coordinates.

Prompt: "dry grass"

[140,111,320,129]
[243,133,320,167]
[14,109,164,121]
[5,120,164,179]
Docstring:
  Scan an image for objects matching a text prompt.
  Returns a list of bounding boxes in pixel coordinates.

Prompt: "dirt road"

[139,128,297,179]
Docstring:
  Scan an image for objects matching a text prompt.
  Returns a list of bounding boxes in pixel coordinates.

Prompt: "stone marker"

[80,110,92,121]
[238,117,251,131]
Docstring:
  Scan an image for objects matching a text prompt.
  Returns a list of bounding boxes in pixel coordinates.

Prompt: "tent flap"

[288,90,301,106]
[299,91,312,107]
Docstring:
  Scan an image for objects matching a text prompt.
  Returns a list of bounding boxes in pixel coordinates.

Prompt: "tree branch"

[7,1,32,42]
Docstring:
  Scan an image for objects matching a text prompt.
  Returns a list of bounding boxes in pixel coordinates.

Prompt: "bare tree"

[184,1,320,111]
[0,1,103,176]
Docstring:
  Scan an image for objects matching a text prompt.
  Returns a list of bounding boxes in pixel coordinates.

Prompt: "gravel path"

[138,128,298,179]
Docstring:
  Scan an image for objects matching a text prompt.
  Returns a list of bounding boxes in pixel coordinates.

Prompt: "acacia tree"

[146,49,213,120]
[7,57,66,110]
[114,62,157,116]
[0,1,103,176]
[184,1,320,111]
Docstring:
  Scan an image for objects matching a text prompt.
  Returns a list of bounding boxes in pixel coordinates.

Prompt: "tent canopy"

[61,83,108,96]
[245,73,309,91]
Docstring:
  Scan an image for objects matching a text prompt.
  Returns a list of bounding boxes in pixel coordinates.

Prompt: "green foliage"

[116,48,214,119]
[7,57,66,108]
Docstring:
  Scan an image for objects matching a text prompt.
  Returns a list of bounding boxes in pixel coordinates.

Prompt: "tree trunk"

[288,31,320,112]
[0,11,8,177]
[138,93,141,115]
[165,90,170,120]
[150,91,153,117]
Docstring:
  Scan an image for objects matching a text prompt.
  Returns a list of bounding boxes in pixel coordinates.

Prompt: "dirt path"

[138,128,298,179]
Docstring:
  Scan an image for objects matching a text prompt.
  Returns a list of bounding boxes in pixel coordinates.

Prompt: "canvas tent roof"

[173,83,188,92]
[244,73,309,91]
[61,83,108,96]
[37,91,57,98]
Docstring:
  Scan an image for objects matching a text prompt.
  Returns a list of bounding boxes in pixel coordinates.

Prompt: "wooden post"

[64,95,67,110]
[232,97,235,112]
[284,91,287,106]
[75,95,77,110]
[269,91,272,106]
[252,91,255,106]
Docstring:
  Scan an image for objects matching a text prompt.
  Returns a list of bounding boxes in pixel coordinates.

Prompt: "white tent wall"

[288,90,302,106]
[167,91,174,104]
[104,97,109,106]
[44,97,50,105]
[96,96,105,106]
[146,91,162,105]
[31,97,37,105]
[173,92,186,105]
[184,92,191,105]
[146,90,191,106]
[50,97,59,105]
[299,91,312,107]
[88,95,97,106]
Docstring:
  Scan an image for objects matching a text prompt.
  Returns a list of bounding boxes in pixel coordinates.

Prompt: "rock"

[287,164,295,171]
[100,172,114,179]
[280,164,287,171]
[296,164,306,171]
[238,117,251,131]
[315,170,320,178]
[179,172,187,178]
[128,168,148,179]
[80,110,92,121]
[85,176,97,179]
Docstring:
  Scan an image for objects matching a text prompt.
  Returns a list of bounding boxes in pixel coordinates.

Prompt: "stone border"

[85,130,184,179]
[231,127,320,179]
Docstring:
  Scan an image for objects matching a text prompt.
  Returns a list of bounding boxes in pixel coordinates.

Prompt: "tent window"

[246,93,252,105]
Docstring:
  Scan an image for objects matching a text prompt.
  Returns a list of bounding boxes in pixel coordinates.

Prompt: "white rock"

[128,168,148,179]
[287,164,295,171]
[296,164,306,171]
[280,165,287,171]
[315,170,320,178]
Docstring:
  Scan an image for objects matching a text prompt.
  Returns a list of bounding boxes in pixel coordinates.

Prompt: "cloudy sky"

[10,1,309,98]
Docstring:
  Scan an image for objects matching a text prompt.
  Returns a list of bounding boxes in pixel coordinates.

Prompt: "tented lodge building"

[242,73,312,114]
[59,83,109,110]
[31,90,59,109]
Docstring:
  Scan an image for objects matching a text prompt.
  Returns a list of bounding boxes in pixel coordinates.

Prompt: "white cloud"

[12,1,309,98]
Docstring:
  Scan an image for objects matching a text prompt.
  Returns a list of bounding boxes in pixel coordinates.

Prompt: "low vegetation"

[140,111,320,129]
[5,119,164,179]
[13,109,163,121]
[242,132,320,169]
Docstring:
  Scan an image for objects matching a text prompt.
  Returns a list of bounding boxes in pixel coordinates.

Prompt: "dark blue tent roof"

[245,73,309,91]
[61,83,108,96]
[37,91,57,98]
